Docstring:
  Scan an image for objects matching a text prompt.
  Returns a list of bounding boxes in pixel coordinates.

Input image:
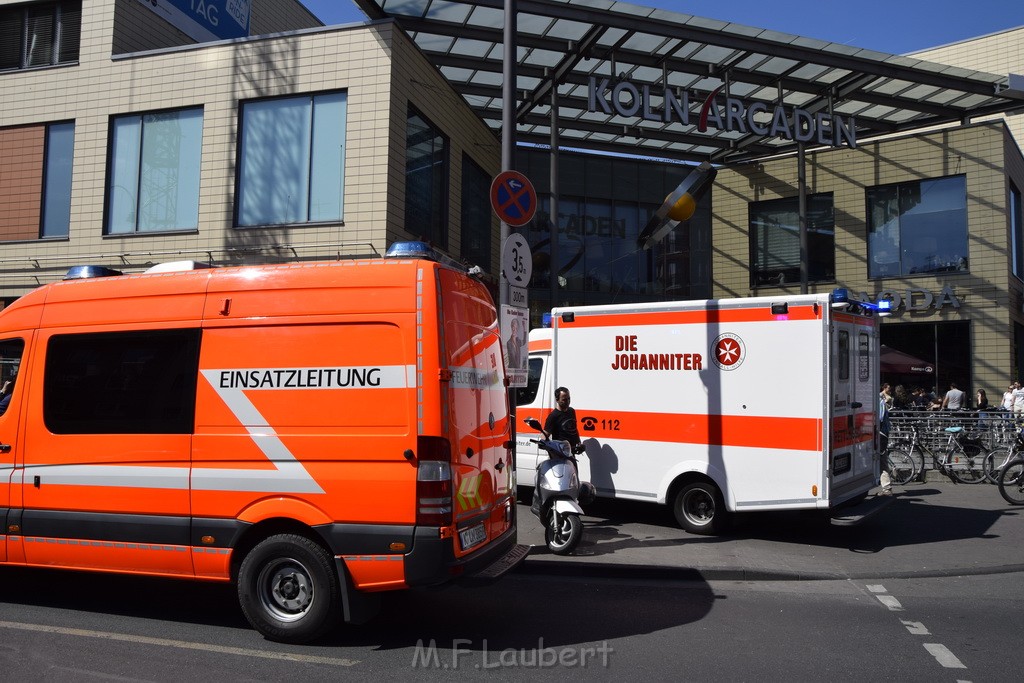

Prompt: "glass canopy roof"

[353,0,1024,164]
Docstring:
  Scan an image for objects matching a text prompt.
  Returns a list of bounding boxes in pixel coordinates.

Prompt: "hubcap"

[258,558,314,622]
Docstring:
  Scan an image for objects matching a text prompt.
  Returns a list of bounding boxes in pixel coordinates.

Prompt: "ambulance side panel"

[554,301,828,511]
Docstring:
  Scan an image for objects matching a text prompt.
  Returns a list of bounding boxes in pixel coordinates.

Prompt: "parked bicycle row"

[882,421,1024,505]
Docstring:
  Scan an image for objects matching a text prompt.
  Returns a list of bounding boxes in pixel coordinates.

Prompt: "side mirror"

[523,417,542,431]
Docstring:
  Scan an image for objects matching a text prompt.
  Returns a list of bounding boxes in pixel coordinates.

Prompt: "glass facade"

[237,92,347,227]
[107,108,203,234]
[881,321,971,398]
[515,148,711,320]
[748,193,835,287]
[460,154,491,269]
[405,108,449,248]
[867,175,968,278]
[1012,182,1023,281]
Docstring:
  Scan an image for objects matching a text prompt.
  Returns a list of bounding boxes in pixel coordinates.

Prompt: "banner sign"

[136,0,251,43]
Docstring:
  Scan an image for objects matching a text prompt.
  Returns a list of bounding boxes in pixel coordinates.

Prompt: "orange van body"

[0,255,525,642]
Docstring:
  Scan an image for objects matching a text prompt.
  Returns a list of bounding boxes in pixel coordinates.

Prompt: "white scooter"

[523,417,594,555]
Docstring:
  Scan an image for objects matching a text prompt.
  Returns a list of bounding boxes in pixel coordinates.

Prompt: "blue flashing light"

[877,299,892,313]
[385,241,435,260]
[64,265,124,280]
[541,312,552,328]
[832,287,848,304]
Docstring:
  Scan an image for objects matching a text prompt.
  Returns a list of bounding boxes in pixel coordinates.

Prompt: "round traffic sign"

[490,170,537,227]
[501,233,532,286]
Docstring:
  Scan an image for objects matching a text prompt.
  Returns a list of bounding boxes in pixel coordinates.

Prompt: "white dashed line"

[924,643,966,669]
[900,620,930,635]
[875,594,903,611]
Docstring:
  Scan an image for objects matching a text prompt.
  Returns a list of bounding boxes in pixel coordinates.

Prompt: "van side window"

[837,331,849,382]
[0,338,25,416]
[44,329,201,434]
[515,356,544,406]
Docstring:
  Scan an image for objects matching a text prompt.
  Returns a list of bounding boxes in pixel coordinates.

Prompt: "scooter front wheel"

[545,512,582,555]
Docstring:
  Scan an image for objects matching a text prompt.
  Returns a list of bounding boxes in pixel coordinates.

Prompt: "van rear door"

[439,270,512,558]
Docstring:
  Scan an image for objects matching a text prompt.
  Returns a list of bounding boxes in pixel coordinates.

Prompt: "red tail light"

[416,436,453,526]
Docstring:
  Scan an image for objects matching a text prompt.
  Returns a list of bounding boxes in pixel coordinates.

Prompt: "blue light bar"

[64,265,124,280]
[384,241,435,260]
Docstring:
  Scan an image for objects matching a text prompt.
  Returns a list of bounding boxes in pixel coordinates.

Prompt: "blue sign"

[136,0,251,43]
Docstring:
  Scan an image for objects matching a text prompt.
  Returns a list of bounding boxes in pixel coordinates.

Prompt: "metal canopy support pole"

[550,80,559,313]
[502,0,518,493]
[798,142,808,294]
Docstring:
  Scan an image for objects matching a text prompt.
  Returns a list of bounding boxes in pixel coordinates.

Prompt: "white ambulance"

[515,290,885,534]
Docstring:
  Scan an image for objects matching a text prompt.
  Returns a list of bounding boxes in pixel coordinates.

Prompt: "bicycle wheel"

[997,459,1024,505]
[885,450,917,486]
[982,447,1010,484]
[947,445,987,484]
[905,446,926,481]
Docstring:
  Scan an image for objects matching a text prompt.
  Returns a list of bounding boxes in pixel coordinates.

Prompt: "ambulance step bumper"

[463,543,530,583]
[830,494,894,526]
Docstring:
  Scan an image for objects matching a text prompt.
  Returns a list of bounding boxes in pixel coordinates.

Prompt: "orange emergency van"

[0,245,526,643]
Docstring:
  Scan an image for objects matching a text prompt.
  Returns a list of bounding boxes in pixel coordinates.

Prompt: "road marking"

[0,620,359,666]
[866,584,886,593]
[900,620,930,635]
[924,643,966,669]
[875,595,903,611]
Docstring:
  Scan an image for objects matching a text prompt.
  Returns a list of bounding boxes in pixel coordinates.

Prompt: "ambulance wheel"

[545,513,582,555]
[238,533,342,644]
[673,481,729,535]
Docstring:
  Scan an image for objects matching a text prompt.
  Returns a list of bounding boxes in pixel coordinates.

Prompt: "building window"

[0,121,74,241]
[237,92,347,227]
[406,108,449,248]
[0,1,81,71]
[460,155,491,269]
[748,193,835,287]
[867,175,968,278]
[1011,182,1023,281]
[107,108,203,234]
[44,329,201,435]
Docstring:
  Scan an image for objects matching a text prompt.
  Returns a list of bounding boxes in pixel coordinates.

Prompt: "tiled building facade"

[0,0,500,299]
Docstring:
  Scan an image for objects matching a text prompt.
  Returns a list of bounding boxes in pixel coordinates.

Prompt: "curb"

[517,553,1024,582]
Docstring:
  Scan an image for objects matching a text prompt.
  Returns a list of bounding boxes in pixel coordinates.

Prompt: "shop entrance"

[880,320,971,405]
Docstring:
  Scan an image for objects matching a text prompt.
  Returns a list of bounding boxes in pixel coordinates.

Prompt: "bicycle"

[997,453,1024,505]
[982,427,1024,484]
[889,424,987,484]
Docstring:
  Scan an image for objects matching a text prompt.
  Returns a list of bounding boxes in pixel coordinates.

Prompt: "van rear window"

[44,329,201,434]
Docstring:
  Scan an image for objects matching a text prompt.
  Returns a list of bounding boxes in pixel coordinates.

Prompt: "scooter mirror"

[523,417,542,431]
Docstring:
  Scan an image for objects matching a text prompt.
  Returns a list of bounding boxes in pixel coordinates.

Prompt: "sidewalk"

[515,482,1024,581]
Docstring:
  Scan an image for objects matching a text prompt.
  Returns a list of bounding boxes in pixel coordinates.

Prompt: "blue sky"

[301,0,1024,56]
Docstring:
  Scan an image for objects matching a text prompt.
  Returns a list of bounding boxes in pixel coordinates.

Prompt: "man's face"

[556,391,570,409]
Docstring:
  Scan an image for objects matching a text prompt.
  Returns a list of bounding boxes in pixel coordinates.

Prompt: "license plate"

[459,523,487,550]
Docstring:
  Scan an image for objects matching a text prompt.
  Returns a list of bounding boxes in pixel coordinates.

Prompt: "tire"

[982,448,1010,484]
[886,449,917,486]
[907,447,926,481]
[948,445,987,484]
[673,481,730,535]
[998,459,1024,505]
[237,533,342,644]
[545,511,582,555]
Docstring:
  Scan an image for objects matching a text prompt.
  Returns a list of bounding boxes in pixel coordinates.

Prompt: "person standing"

[1001,384,1015,411]
[941,382,965,410]
[1013,382,1024,417]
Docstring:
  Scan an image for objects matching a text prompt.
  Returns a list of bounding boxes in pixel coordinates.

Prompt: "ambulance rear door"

[829,310,878,502]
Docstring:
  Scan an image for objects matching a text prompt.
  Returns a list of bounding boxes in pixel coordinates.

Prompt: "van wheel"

[237,534,341,644]
[673,481,729,535]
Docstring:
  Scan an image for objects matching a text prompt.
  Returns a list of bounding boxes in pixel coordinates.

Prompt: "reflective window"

[749,193,835,287]
[516,356,545,406]
[44,329,201,434]
[1011,182,1023,281]
[405,108,449,248]
[867,175,967,278]
[237,92,347,227]
[0,1,81,71]
[107,108,203,234]
[460,154,491,269]
[42,122,75,238]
